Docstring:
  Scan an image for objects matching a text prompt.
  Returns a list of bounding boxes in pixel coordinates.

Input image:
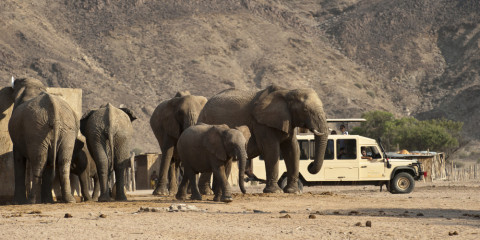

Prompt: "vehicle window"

[299,140,309,160]
[337,139,356,160]
[309,139,334,160]
[360,146,382,159]
[370,146,382,159]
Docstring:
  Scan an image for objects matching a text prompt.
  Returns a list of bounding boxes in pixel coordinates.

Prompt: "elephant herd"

[7,77,329,204]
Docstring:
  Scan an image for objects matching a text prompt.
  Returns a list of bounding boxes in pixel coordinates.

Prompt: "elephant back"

[199,89,256,127]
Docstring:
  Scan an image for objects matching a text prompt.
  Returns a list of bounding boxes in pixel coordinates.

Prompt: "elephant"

[53,135,100,201]
[8,77,79,204]
[198,84,329,194]
[175,124,247,202]
[150,91,207,196]
[70,135,100,201]
[80,103,137,201]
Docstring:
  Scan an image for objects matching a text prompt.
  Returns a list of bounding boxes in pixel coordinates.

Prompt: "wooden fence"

[446,164,480,181]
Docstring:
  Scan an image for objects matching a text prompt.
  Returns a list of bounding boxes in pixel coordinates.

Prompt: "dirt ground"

[1,181,479,240]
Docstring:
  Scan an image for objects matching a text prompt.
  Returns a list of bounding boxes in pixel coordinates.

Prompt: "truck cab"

[250,133,425,194]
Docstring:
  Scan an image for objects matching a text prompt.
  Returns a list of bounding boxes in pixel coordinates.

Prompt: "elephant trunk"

[183,112,198,131]
[307,114,329,174]
[235,147,247,194]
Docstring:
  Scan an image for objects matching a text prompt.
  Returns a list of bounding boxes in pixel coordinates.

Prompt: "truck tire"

[278,177,304,192]
[390,172,415,194]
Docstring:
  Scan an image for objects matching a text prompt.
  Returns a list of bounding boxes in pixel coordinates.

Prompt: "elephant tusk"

[11,76,15,88]
[313,129,324,136]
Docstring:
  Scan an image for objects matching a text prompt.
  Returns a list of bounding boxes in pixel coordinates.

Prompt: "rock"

[279,214,291,218]
[28,210,41,214]
[355,222,362,226]
[64,213,73,218]
[448,231,458,236]
[417,213,424,216]
[99,214,107,218]
[279,210,288,213]
[308,214,316,219]
[366,221,372,227]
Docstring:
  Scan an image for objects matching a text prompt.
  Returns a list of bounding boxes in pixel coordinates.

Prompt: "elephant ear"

[120,108,138,122]
[159,98,181,139]
[194,95,208,108]
[253,91,291,134]
[80,110,95,136]
[202,126,227,160]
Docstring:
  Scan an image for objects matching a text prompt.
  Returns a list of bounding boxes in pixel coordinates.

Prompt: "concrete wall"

[0,88,14,202]
[0,87,82,202]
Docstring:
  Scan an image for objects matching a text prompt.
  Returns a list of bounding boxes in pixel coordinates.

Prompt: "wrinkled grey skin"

[199,84,329,194]
[175,124,247,202]
[80,103,137,202]
[150,91,207,196]
[8,78,79,204]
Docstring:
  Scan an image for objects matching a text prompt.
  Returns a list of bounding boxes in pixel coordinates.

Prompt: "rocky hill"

[0,0,478,154]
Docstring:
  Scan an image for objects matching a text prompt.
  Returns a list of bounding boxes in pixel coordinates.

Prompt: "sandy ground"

[1,181,479,240]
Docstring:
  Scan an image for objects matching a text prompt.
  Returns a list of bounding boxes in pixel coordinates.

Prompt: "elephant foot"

[63,195,76,204]
[213,195,220,202]
[190,194,202,201]
[98,194,111,202]
[175,193,187,200]
[263,185,283,193]
[168,185,178,196]
[115,194,127,201]
[152,186,169,196]
[199,185,214,195]
[221,196,233,203]
[283,186,301,194]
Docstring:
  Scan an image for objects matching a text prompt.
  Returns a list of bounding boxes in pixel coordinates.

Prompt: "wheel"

[390,172,415,194]
[278,177,304,192]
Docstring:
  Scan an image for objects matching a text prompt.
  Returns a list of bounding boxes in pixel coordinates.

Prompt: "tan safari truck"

[250,133,426,194]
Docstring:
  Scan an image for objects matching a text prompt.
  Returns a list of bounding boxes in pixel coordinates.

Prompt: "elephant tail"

[47,94,60,174]
[106,104,115,175]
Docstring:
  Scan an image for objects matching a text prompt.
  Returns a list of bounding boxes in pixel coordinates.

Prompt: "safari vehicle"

[250,133,426,194]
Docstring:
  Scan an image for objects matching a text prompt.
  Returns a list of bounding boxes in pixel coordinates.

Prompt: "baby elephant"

[176,124,247,202]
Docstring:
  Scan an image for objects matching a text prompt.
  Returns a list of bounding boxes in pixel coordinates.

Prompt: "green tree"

[351,111,463,152]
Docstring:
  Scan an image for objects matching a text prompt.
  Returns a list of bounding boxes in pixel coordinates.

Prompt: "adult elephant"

[80,103,137,201]
[198,84,328,194]
[8,77,79,204]
[175,124,247,202]
[150,91,207,196]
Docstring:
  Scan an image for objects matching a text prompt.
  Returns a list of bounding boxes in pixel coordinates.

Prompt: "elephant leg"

[262,143,283,193]
[92,175,100,201]
[186,166,201,201]
[213,164,232,203]
[153,138,175,196]
[114,162,127,201]
[167,157,178,196]
[57,142,76,203]
[41,166,54,203]
[213,161,232,202]
[78,171,92,201]
[13,149,27,204]
[198,172,213,195]
[27,150,48,204]
[90,144,110,202]
[175,171,189,200]
[281,139,301,194]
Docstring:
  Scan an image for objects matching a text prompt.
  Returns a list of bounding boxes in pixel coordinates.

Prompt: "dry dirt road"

[1,181,479,240]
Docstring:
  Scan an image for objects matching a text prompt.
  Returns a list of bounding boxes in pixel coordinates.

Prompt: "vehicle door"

[324,138,359,180]
[359,145,385,180]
